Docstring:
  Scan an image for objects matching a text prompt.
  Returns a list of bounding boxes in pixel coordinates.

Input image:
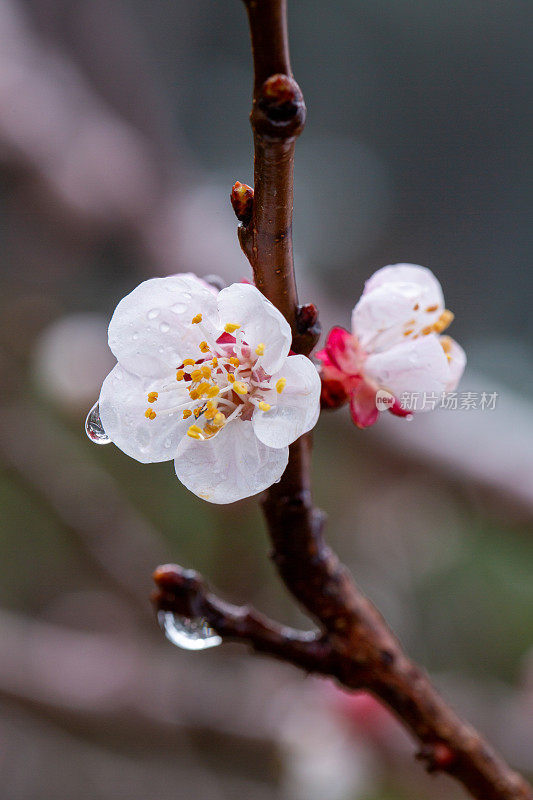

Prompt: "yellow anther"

[276,378,287,394]
[413,303,420,311]
[203,424,219,436]
[196,381,211,395]
[145,408,157,420]
[229,356,240,367]
[206,385,220,398]
[227,373,235,383]
[201,364,212,378]
[182,409,192,419]
[204,402,217,420]
[189,389,200,400]
[212,356,218,367]
[224,323,241,334]
[187,424,203,439]
[191,368,202,382]
[183,359,196,366]
[426,304,439,313]
[255,343,265,356]
[147,391,158,403]
[176,369,185,381]
[440,335,452,354]
[191,314,202,324]
[258,401,271,412]
[421,326,432,336]
[403,329,414,337]
[194,407,202,418]
[233,381,248,395]
[199,341,210,353]
[213,412,225,427]
[433,309,454,334]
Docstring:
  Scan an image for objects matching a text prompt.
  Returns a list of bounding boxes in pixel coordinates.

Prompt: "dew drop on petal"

[147,308,160,320]
[158,610,222,651]
[171,302,188,315]
[405,414,414,422]
[85,402,111,444]
[159,322,170,333]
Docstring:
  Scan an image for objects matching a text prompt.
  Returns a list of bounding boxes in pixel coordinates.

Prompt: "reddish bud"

[231,181,254,224]
[261,73,300,107]
[417,741,456,773]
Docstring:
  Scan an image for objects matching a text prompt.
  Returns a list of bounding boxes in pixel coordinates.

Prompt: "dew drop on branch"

[158,610,222,651]
[85,401,111,444]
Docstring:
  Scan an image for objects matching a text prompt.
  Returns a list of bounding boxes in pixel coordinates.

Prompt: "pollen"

[176,369,185,381]
[233,381,248,395]
[258,401,271,411]
[191,313,202,324]
[255,343,265,356]
[199,341,210,353]
[229,357,240,367]
[187,424,203,439]
[227,373,235,383]
[147,391,158,403]
[224,323,241,334]
[189,388,200,400]
[433,309,454,334]
[276,378,287,394]
[201,364,212,378]
[426,304,439,313]
[212,356,218,367]
[144,408,157,420]
[413,303,420,311]
[403,329,414,337]
[213,412,225,427]
[183,359,196,366]
[206,385,220,398]
[182,409,192,419]
[197,382,211,395]
[421,325,432,336]
[191,368,202,382]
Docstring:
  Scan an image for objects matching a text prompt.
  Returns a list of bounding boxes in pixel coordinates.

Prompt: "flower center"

[143,315,284,439]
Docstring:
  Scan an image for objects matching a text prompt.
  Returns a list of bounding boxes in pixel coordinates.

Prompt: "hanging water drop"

[158,610,222,651]
[85,402,111,444]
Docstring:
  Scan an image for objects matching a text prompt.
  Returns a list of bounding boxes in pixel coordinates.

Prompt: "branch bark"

[221,1,533,799]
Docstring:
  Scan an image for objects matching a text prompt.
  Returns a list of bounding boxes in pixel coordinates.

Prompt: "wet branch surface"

[154,2,533,798]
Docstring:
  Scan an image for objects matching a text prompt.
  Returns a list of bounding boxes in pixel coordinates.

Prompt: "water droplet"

[158,611,222,651]
[405,414,414,422]
[85,402,111,444]
[171,302,187,315]
[159,322,170,333]
[132,332,139,340]
[147,308,160,320]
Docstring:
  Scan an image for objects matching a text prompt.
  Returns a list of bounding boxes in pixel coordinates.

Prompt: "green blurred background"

[0,1,531,798]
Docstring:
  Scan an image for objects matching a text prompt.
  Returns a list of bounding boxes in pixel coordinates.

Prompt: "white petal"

[364,334,450,398]
[217,283,291,375]
[252,355,321,448]
[444,337,467,391]
[99,364,190,463]
[108,273,218,377]
[351,264,445,353]
[174,419,289,503]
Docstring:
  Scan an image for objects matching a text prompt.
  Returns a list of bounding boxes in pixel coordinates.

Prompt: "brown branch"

[222,2,533,799]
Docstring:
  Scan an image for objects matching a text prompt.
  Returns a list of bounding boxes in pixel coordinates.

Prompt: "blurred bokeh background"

[1,1,532,798]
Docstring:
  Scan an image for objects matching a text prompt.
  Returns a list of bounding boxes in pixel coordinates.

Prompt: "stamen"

[229,356,240,367]
[191,368,203,382]
[426,304,439,313]
[189,389,200,400]
[440,335,452,354]
[183,359,196,366]
[212,356,218,367]
[193,407,202,418]
[204,401,218,420]
[206,385,220,398]
[213,412,225,427]
[145,408,157,420]
[233,381,248,395]
[413,303,420,311]
[403,329,414,336]
[201,364,212,378]
[191,314,202,324]
[227,373,235,383]
[255,343,265,356]
[224,323,241,333]
[199,341,210,353]
[258,401,271,411]
[276,378,287,394]
[176,370,185,381]
[147,392,158,403]
[433,309,454,333]
[183,409,192,419]
[187,424,203,439]
[421,326,432,336]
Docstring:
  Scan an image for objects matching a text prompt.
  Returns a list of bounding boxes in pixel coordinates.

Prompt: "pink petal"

[349,380,379,429]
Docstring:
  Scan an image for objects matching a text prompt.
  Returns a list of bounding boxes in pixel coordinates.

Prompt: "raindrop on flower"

[171,302,188,314]
[158,610,222,651]
[147,308,160,319]
[85,402,111,444]
[159,322,170,333]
